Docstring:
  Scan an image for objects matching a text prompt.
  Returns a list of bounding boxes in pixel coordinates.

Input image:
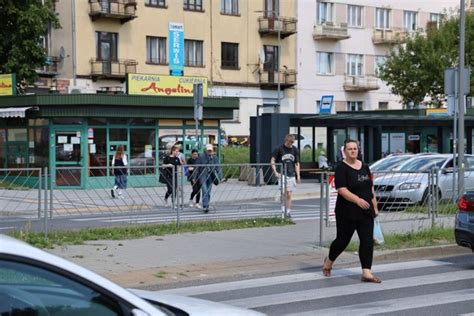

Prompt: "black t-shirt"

[334,161,374,220]
[271,145,299,177]
[162,155,181,179]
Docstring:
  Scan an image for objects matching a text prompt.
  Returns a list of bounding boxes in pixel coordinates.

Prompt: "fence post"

[49,168,54,218]
[430,170,435,229]
[283,163,288,218]
[319,172,325,246]
[38,168,42,219]
[172,166,176,212]
[43,167,49,239]
[325,173,330,227]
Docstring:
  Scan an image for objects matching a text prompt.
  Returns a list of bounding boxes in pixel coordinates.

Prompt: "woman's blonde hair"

[115,145,124,158]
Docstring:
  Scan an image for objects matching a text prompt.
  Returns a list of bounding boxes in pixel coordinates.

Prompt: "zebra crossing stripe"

[287,289,474,316]
[162,260,451,296]
[222,270,474,309]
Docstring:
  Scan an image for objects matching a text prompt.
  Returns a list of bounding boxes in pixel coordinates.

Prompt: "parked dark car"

[455,191,474,251]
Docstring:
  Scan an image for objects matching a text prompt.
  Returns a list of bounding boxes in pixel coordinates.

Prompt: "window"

[263,45,279,72]
[316,52,333,75]
[222,109,240,122]
[184,0,203,11]
[221,0,239,15]
[347,54,363,76]
[264,0,279,17]
[317,1,333,24]
[96,32,118,61]
[429,13,441,28]
[146,0,166,7]
[185,40,203,66]
[378,102,388,110]
[347,5,362,27]
[374,55,386,75]
[375,8,390,29]
[0,259,122,315]
[146,36,166,64]
[221,42,239,69]
[404,10,418,32]
[347,101,363,111]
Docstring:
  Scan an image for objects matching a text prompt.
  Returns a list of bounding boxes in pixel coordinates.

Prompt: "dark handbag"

[211,170,220,186]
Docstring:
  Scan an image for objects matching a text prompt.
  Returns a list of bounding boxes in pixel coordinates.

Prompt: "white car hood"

[130,289,265,316]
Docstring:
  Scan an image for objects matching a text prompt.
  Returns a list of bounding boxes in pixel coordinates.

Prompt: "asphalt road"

[160,254,474,315]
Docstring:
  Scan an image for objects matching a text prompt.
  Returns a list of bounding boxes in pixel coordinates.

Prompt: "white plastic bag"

[373,218,385,245]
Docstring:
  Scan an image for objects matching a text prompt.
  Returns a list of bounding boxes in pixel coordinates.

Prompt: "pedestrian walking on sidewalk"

[322,139,381,283]
[162,145,181,208]
[111,145,128,199]
[187,149,201,208]
[193,144,222,213]
[271,134,301,218]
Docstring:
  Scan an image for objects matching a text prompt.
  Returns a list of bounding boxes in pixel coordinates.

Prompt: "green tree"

[379,12,473,108]
[0,0,60,85]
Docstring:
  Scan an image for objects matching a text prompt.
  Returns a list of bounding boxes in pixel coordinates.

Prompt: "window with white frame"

[404,11,418,32]
[430,13,441,28]
[146,0,166,7]
[184,40,203,66]
[378,102,388,110]
[317,1,333,24]
[346,54,363,76]
[347,101,363,111]
[316,52,333,75]
[146,36,166,64]
[221,0,239,15]
[347,5,362,27]
[374,55,386,75]
[375,8,390,29]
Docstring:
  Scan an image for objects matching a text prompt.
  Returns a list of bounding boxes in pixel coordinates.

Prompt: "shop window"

[0,129,5,168]
[130,118,156,126]
[52,118,83,125]
[89,128,107,177]
[28,128,49,168]
[109,129,128,142]
[159,129,183,163]
[88,118,107,125]
[28,119,49,126]
[7,129,27,142]
[108,118,129,125]
[130,129,156,175]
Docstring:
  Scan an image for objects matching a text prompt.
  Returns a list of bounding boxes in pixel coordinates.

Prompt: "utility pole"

[458,0,466,197]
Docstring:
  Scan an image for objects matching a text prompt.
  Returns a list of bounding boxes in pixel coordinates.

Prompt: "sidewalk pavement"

[47,218,470,289]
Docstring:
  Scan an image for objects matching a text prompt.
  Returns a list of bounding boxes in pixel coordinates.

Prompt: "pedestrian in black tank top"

[322,139,382,283]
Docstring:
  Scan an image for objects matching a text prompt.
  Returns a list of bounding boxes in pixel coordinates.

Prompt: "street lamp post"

[458,0,466,196]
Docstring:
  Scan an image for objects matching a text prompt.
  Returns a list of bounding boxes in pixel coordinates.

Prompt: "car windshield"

[398,157,446,171]
[370,156,410,171]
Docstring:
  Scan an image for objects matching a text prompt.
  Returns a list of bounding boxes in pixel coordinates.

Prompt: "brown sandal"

[361,275,382,283]
[322,257,332,277]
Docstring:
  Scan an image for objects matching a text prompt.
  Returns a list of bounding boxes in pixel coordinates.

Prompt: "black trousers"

[164,179,177,200]
[189,179,201,203]
[328,214,374,269]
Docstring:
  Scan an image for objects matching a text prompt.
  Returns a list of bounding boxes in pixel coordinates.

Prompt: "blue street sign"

[169,22,184,77]
[319,95,334,114]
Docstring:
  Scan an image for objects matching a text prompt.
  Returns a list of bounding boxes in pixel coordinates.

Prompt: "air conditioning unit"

[67,86,96,94]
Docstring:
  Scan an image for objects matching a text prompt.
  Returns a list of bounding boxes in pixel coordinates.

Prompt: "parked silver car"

[374,154,474,210]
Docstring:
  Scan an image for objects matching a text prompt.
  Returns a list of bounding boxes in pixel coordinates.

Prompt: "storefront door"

[50,128,85,188]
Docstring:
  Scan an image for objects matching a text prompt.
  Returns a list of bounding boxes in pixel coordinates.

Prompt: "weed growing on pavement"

[345,226,455,252]
[10,217,293,249]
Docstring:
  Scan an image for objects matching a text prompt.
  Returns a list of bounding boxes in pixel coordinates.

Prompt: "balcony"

[37,56,59,77]
[258,68,297,89]
[343,75,379,91]
[89,0,137,23]
[90,59,138,80]
[313,22,350,40]
[258,16,297,38]
[372,28,408,44]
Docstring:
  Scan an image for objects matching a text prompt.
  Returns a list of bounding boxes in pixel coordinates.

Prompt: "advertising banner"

[0,74,15,96]
[169,22,184,76]
[127,74,207,97]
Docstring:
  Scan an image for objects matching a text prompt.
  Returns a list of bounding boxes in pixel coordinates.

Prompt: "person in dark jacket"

[193,144,222,213]
[162,145,181,208]
[111,145,128,199]
[322,139,381,283]
[187,149,201,208]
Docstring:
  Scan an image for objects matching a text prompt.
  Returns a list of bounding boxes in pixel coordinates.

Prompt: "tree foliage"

[379,12,474,108]
[0,0,60,85]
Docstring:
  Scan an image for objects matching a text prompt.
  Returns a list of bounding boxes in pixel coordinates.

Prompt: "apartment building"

[296,0,458,114]
[40,0,297,137]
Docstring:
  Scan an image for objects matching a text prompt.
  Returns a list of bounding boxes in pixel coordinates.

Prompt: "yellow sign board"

[127,74,207,97]
[426,108,449,117]
[0,74,15,96]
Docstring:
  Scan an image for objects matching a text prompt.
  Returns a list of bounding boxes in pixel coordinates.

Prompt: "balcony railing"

[37,56,59,76]
[258,16,297,38]
[258,68,297,88]
[90,59,138,79]
[372,28,408,44]
[313,22,350,40]
[89,0,137,23]
[343,75,379,91]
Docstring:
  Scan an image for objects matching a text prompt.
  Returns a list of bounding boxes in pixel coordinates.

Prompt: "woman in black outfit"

[187,149,201,208]
[162,145,181,208]
[323,139,381,283]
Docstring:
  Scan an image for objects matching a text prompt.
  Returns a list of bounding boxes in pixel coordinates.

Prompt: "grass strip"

[345,226,455,252]
[10,217,293,249]
[404,203,458,215]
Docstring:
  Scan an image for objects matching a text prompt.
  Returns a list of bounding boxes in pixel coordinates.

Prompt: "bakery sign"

[0,73,16,96]
[127,74,208,97]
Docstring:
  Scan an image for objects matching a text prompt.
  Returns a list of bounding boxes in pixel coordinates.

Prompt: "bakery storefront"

[0,93,238,189]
